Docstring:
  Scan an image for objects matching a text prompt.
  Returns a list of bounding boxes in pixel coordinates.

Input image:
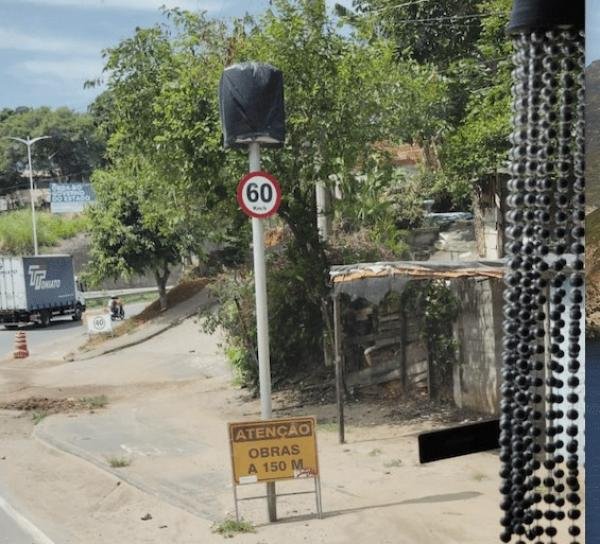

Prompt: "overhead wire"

[344,0,504,21]
[380,12,506,24]
[361,0,484,16]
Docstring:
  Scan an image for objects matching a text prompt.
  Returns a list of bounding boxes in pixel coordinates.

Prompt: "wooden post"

[333,294,345,444]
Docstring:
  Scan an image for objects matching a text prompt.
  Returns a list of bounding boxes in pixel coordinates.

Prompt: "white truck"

[0,255,86,328]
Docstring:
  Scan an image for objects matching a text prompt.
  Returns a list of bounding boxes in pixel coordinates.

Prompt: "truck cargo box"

[0,255,76,312]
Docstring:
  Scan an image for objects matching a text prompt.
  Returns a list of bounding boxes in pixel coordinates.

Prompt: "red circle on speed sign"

[237,171,282,219]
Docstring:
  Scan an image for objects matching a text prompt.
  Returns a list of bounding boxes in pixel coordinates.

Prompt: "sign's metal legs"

[266,482,277,522]
[315,476,323,519]
[233,484,240,523]
[231,481,322,523]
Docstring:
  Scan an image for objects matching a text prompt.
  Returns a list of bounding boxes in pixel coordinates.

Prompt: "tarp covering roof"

[331,260,505,283]
[330,260,505,303]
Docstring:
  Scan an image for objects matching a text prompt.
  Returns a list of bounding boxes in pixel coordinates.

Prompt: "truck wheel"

[40,312,51,328]
[72,304,83,322]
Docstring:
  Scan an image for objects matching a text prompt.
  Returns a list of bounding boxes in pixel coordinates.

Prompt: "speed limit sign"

[237,172,282,219]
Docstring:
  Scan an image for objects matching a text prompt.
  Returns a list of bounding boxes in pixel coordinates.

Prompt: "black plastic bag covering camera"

[508,0,584,34]
[219,62,285,149]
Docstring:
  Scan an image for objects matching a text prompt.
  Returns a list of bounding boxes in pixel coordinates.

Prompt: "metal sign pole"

[26,142,39,256]
[248,141,277,522]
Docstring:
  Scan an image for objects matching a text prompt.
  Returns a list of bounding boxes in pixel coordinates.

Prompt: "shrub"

[403,280,459,400]
[202,225,414,390]
[203,248,326,390]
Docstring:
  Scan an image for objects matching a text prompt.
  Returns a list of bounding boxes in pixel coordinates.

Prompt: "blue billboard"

[50,183,96,213]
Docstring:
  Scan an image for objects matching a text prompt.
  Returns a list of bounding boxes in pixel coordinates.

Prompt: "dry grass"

[265,225,289,248]
[80,395,109,410]
[133,278,209,324]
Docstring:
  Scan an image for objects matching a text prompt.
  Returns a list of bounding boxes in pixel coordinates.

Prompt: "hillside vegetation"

[0,210,87,254]
[587,60,600,209]
[587,209,600,336]
[586,62,600,335]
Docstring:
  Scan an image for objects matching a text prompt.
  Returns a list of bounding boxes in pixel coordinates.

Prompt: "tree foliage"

[80,0,514,382]
[345,0,513,208]
[232,0,443,256]
[87,161,185,309]
[198,0,432,382]
[87,10,235,305]
[441,0,512,183]
[0,107,105,193]
[348,0,487,67]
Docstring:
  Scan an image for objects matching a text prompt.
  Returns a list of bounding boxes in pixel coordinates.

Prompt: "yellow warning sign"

[228,416,319,485]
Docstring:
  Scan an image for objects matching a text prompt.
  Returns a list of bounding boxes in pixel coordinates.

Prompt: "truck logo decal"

[28,265,61,290]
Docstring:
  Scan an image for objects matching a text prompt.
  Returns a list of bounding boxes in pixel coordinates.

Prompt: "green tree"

[235,0,427,252]
[87,1,460,381]
[0,107,105,192]
[87,10,235,301]
[345,0,487,68]
[215,0,420,377]
[343,0,512,207]
[441,0,512,185]
[87,161,187,310]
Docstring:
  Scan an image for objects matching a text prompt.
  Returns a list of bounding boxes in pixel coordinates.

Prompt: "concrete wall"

[338,278,504,415]
[451,278,503,415]
[473,176,506,260]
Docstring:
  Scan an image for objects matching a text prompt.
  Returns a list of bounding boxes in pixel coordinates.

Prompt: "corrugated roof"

[330,260,505,284]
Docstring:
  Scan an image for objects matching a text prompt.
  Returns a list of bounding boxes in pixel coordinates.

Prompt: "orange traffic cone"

[13,331,29,359]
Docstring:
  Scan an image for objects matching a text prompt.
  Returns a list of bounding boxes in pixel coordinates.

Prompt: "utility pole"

[315,181,330,242]
[5,136,50,255]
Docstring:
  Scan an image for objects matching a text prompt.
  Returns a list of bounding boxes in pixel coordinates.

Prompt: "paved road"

[0,302,147,359]
[0,507,35,544]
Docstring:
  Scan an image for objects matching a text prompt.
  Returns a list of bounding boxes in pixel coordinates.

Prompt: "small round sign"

[93,316,106,330]
[237,172,282,219]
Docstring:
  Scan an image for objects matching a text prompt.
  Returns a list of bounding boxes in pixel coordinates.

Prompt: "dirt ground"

[0,314,582,544]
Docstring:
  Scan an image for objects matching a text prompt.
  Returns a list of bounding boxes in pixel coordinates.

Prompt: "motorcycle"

[108,297,125,320]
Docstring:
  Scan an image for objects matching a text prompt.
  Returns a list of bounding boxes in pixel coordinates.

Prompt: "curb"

[69,291,216,362]
[33,425,221,522]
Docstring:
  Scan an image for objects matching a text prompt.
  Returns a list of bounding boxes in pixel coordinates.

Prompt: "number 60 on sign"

[236,171,282,219]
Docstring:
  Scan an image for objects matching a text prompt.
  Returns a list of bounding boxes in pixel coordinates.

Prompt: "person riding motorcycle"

[108,296,125,320]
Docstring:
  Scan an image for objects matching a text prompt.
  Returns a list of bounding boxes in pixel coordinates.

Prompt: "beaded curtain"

[500,28,584,544]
